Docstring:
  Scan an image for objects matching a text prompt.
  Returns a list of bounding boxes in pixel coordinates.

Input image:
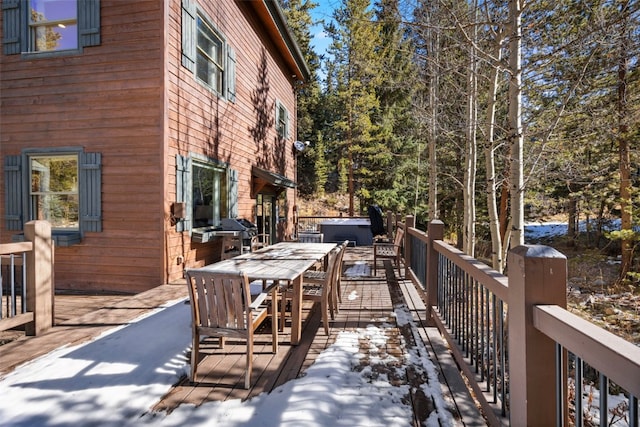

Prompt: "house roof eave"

[246,0,311,83]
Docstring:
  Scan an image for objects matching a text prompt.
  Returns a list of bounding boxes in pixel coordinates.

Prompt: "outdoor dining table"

[192,241,337,345]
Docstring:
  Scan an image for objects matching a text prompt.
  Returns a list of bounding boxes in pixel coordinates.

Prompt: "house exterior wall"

[0,0,166,293]
[163,0,298,280]
[0,0,301,293]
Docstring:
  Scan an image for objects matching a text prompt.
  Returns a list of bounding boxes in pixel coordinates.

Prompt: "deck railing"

[401,217,640,427]
[0,220,54,336]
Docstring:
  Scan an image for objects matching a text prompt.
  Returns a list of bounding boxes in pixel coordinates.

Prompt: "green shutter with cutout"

[2,0,26,55]
[4,155,23,230]
[228,169,238,219]
[78,0,101,47]
[176,154,192,232]
[226,46,236,102]
[79,152,102,233]
[181,0,196,72]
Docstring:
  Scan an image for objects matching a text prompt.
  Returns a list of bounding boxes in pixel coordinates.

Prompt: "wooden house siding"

[0,0,304,292]
[0,1,165,293]
[164,0,298,280]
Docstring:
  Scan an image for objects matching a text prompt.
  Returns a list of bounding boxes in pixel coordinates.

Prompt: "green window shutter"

[226,46,236,102]
[286,109,290,139]
[228,169,238,218]
[176,154,192,231]
[181,0,196,73]
[79,152,102,233]
[2,0,26,55]
[78,0,101,47]
[4,155,23,230]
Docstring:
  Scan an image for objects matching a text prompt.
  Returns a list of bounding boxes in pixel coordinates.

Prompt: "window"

[4,149,102,246]
[276,101,289,140]
[192,162,227,228]
[181,1,236,102]
[29,0,78,52]
[175,154,238,233]
[2,0,100,55]
[30,154,79,229]
[196,16,224,94]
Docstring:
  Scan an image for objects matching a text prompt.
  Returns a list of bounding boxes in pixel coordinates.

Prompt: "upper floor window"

[181,1,236,102]
[2,0,100,56]
[196,16,224,94]
[276,101,289,140]
[29,0,78,52]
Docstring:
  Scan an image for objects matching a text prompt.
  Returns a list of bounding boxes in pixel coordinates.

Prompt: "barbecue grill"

[221,218,258,248]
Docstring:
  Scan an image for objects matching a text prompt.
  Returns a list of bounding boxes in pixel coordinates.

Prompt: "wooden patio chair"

[184,269,278,389]
[373,227,404,276]
[303,240,349,313]
[250,233,270,252]
[280,245,341,335]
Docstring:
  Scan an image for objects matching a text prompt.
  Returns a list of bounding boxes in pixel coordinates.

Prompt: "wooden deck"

[0,247,486,426]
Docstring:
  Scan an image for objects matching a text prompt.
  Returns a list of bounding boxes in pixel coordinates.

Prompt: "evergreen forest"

[280,0,640,281]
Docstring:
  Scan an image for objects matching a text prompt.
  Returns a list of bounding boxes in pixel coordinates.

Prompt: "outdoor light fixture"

[293,140,310,152]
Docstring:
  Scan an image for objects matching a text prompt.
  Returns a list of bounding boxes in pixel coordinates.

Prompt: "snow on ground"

[0,295,455,426]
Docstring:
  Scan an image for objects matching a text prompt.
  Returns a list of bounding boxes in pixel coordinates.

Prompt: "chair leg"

[280,292,287,332]
[270,287,278,353]
[245,337,253,389]
[320,297,329,335]
[191,332,199,382]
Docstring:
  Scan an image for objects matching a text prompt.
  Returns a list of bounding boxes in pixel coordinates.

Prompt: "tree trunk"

[508,0,524,249]
[463,2,478,257]
[617,0,632,280]
[485,55,504,271]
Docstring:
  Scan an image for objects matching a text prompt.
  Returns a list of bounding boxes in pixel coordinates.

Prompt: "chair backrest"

[185,270,252,332]
[333,240,349,281]
[323,246,341,285]
[251,233,269,251]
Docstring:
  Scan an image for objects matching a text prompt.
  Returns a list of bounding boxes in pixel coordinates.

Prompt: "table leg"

[271,286,278,353]
[291,275,302,345]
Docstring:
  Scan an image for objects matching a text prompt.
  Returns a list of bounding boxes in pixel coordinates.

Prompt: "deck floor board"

[0,246,485,425]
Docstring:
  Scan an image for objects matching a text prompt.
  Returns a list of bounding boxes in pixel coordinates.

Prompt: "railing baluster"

[499,299,506,415]
[599,374,608,427]
[630,395,638,427]
[556,344,564,427]
[21,252,27,313]
[576,354,583,427]
[0,258,4,319]
[10,254,16,317]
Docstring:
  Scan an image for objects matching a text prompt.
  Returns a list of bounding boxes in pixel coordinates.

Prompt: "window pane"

[196,15,223,93]
[192,163,227,228]
[30,0,78,51]
[30,155,79,229]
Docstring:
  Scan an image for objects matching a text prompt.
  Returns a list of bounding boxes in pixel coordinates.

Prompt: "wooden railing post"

[426,220,444,326]
[404,215,414,277]
[508,245,567,426]
[24,220,53,336]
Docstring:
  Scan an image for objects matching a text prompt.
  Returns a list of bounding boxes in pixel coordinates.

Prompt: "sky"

[0,222,631,426]
[309,0,337,57]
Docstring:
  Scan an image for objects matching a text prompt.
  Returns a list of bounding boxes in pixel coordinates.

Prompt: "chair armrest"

[249,280,280,310]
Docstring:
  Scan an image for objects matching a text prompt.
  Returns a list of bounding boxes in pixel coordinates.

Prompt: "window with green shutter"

[180,0,236,102]
[4,148,102,246]
[175,154,238,233]
[2,0,100,56]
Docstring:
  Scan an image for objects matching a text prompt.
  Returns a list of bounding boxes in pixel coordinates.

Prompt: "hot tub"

[319,218,372,246]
